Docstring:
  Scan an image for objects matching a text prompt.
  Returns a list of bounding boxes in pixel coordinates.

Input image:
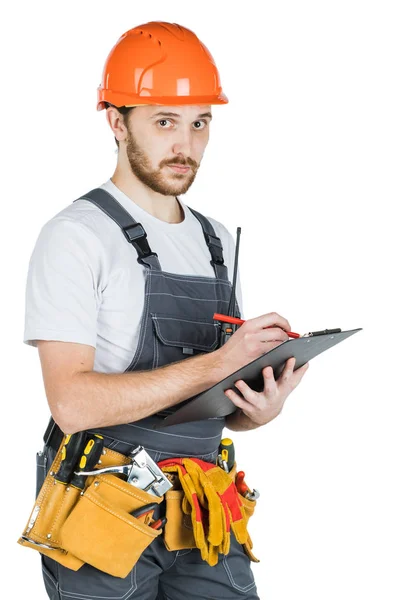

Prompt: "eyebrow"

[151,111,212,120]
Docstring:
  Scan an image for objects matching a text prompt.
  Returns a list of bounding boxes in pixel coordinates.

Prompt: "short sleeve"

[23,218,105,348]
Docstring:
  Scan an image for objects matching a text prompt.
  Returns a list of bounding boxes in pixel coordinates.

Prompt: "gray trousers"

[41,534,259,600]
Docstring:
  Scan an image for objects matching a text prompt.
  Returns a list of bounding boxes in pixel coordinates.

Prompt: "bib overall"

[38,188,260,600]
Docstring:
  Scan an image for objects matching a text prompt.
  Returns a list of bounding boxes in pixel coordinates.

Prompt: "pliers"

[130,503,167,530]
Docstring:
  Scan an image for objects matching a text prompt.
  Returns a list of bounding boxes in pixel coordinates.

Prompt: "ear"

[105,105,128,145]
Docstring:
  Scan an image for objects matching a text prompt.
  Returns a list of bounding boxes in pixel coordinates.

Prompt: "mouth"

[167,164,191,174]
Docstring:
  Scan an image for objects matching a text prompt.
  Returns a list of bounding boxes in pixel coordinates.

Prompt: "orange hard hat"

[97,21,228,110]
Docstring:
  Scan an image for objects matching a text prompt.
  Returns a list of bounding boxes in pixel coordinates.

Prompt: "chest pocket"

[151,313,220,369]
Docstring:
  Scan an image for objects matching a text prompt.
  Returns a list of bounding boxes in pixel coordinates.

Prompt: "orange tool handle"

[213,313,300,338]
[235,470,250,496]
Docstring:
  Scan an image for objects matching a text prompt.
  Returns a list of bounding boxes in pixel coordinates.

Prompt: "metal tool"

[74,445,172,497]
[235,470,260,501]
[20,535,64,552]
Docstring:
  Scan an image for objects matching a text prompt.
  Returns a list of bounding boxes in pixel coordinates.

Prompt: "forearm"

[55,350,228,434]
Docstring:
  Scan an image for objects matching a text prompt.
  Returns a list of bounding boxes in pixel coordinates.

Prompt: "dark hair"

[105,103,135,148]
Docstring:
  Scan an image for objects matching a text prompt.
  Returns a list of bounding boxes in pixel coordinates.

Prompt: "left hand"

[224,358,309,426]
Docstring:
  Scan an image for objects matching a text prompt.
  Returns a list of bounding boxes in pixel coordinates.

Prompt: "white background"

[2,1,399,598]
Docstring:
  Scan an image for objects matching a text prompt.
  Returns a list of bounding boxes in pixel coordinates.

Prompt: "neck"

[111,166,184,224]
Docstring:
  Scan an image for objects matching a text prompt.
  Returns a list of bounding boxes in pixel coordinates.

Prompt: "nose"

[171,127,193,158]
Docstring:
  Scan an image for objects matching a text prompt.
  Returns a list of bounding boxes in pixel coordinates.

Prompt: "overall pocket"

[151,313,219,369]
[60,474,164,578]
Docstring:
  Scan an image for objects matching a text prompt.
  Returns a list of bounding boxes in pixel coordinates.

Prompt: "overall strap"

[188,207,228,280]
[74,188,162,270]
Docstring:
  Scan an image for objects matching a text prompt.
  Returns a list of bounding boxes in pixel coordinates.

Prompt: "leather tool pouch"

[18,437,165,577]
[60,473,163,578]
[18,435,84,570]
[162,461,259,561]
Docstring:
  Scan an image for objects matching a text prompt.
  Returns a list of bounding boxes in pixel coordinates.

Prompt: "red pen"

[213,313,300,339]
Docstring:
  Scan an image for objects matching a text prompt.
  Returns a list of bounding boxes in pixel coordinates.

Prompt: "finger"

[262,365,278,393]
[279,359,309,389]
[224,387,250,411]
[252,328,289,344]
[246,312,291,334]
[277,357,297,386]
[231,379,259,406]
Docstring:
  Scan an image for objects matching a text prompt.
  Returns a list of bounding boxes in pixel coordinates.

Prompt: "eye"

[193,120,207,130]
[158,119,173,128]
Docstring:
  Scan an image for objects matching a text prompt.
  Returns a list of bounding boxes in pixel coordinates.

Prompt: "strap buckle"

[122,222,158,263]
[122,222,147,244]
[205,233,224,265]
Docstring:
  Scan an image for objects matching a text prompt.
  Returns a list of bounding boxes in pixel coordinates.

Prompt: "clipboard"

[156,327,362,428]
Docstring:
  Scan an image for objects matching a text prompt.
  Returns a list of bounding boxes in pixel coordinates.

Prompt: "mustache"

[160,157,198,169]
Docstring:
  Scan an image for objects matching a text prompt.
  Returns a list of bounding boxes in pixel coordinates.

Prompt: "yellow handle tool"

[218,437,235,472]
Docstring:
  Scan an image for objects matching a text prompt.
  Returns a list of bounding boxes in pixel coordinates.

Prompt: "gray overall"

[38,188,260,600]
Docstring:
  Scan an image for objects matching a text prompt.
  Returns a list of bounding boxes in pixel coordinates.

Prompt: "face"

[122,105,211,196]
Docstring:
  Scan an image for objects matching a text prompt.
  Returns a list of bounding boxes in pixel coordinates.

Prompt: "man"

[24,21,309,599]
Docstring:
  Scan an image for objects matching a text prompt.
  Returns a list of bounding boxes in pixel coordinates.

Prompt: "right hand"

[216,312,291,375]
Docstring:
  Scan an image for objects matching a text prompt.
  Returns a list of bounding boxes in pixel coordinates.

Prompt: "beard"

[125,130,199,196]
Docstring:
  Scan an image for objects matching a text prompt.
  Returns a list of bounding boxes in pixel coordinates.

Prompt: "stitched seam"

[98,477,162,504]
[126,270,151,371]
[83,492,160,537]
[164,550,180,571]
[149,272,231,284]
[222,555,256,592]
[152,315,220,325]
[42,563,59,589]
[58,566,136,599]
[152,324,158,369]
[49,485,73,544]
[153,320,216,350]
[148,293,230,302]
[176,549,192,556]
[125,424,221,440]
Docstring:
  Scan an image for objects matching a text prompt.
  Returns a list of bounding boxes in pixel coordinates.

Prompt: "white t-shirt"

[23,178,243,373]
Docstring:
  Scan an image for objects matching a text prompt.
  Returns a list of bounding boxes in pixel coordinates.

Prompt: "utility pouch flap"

[151,313,219,352]
[60,476,162,578]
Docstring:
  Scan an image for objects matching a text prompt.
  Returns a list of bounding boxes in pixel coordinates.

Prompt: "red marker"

[213,313,300,339]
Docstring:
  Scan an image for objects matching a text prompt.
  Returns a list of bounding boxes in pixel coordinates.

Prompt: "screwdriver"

[70,434,104,490]
[218,438,235,472]
[236,471,260,501]
[54,432,87,485]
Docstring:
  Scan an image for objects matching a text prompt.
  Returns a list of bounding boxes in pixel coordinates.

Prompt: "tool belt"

[18,435,258,578]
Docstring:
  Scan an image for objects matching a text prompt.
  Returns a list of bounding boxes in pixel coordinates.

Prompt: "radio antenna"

[227,227,241,318]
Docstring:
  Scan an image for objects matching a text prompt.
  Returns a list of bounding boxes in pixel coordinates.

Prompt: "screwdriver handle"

[54,432,87,484]
[70,434,104,490]
[235,470,250,496]
[219,438,235,472]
